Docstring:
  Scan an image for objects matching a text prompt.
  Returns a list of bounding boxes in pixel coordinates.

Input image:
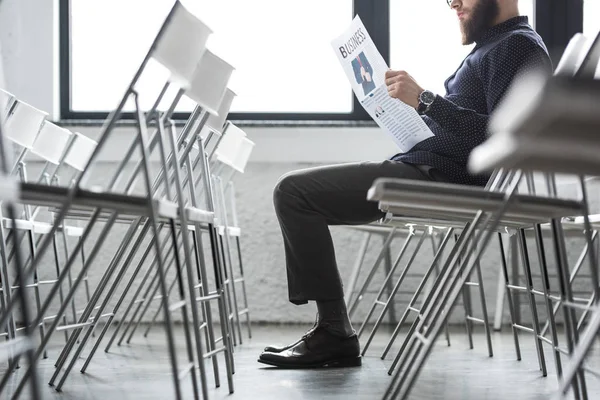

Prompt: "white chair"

[3,100,47,172]
[1,121,72,361]
[0,81,42,400]
[469,32,600,400]
[152,0,212,87]
[186,49,235,116]
[205,88,236,134]
[212,135,255,343]
[213,122,247,171]
[63,132,98,173]
[0,88,15,119]
[30,122,72,166]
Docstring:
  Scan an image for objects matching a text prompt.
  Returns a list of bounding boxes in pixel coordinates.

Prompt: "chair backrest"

[186,50,235,116]
[575,29,600,79]
[0,88,15,118]
[205,88,236,133]
[214,122,246,167]
[555,33,589,77]
[152,0,212,87]
[231,137,255,174]
[4,100,48,148]
[30,121,72,165]
[63,132,98,172]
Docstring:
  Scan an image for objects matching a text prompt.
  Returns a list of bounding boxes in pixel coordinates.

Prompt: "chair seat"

[185,206,214,224]
[1,217,53,235]
[368,178,583,226]
[156,199,178,219]
[342,224,412,235]
[381,215,475,231]
[573,214,600,227]
[217,226,241,237]
[62,225,84,237]
[2,218,34,231]
[19,183,150,216]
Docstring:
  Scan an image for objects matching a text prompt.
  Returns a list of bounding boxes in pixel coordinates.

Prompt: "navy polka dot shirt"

[393,16,552,186]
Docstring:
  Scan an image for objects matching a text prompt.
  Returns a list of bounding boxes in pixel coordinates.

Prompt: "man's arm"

[426,34,552,136]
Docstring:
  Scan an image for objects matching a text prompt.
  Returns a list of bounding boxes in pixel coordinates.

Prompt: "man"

[258,0,552,368]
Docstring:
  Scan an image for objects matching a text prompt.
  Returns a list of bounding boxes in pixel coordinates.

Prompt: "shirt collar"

[475,16,530,46]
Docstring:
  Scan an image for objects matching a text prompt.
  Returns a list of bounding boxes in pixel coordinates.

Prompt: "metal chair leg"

[497,232,522,361]
[359,229,425,356]
[344,232,371,307]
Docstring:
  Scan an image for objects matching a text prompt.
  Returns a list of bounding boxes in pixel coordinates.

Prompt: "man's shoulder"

[479,28,547,58]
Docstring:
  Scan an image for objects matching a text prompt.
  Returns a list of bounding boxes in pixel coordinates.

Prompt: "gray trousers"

[273,160,449,305]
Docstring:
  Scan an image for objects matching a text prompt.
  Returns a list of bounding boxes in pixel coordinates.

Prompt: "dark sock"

[316,299,354,337]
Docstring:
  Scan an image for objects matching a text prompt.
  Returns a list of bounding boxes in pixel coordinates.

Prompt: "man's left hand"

[385,70,423,109]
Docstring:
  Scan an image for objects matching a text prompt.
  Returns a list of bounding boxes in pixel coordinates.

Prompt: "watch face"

[421,90,435,105]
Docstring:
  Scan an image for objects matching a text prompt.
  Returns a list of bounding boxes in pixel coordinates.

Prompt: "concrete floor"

[2,323,599,400]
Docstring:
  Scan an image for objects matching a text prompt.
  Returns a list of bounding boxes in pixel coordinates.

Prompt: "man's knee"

[273,170,306,210]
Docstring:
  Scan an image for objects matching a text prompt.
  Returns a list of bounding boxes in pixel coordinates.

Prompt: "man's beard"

[460,0,500,45]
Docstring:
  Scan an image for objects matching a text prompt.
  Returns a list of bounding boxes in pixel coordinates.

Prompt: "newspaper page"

[332,16,433,152]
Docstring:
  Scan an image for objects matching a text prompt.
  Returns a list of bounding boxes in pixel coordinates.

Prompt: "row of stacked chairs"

[0,1,254,399]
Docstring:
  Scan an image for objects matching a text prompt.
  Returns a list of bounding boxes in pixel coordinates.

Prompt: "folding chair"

[344,224,410,324]
[0,110,66,361]
[49,51,236,396]
[1,107,96,354]
[105,87,237,351]
[469,33,600,400]
[0,60,42,400]
[212,133,255,343]
[368,174,586,399]
[99,96,240,396]
[101,109,222,349]
[0,89,15,120]
[3,101,47,174]
[136,122,252,350]
[357,175,513,361]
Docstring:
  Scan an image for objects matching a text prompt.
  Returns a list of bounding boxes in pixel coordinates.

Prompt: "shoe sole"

[257,356,362,369]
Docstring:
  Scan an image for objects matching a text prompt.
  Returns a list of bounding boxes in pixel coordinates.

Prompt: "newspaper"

[332,16,434,152]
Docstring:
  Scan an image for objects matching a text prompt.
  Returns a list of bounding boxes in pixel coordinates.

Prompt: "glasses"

[446,0,453,6]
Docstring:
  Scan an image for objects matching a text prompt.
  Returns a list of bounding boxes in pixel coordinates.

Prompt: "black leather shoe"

[263,323,318,353]
[258,326,361,368]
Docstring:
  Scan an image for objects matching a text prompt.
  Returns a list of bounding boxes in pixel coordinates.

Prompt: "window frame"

[59,0,582,122]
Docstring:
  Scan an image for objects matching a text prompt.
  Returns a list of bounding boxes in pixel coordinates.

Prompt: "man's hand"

[360,66,367,80]
[364,71,372,82]
[385,70,424,109]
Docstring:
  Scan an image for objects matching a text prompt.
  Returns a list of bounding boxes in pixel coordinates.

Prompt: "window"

[390,0,535,96]
[584,0,600,37]
[65,0,356,119]
[62,0,555,121]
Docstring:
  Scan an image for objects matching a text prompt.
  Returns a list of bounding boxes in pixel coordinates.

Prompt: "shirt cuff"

[425,95,452,120]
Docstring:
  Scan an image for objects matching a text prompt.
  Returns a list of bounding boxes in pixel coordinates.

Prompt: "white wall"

[0,0,59,119]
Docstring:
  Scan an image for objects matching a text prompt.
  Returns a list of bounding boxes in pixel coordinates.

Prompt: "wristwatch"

[417,90,436,115]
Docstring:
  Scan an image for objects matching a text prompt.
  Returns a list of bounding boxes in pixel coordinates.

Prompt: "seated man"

[258,0,552,368]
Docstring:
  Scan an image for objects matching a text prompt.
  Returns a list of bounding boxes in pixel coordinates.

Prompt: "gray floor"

[3,323,599,400]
